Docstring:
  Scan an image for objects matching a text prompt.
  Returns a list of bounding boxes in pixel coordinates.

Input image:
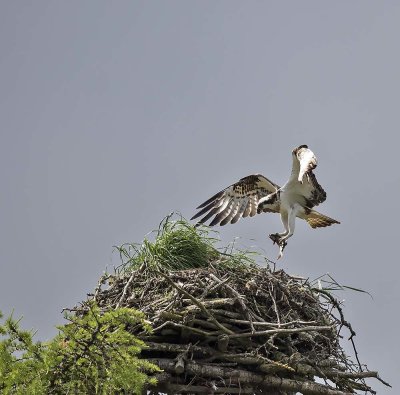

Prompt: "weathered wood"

[150,359,353,395]
[174,353,186,374]
[217,334,229,352]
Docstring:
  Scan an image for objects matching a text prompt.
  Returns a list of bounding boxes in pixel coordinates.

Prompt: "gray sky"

[0,2,398,393]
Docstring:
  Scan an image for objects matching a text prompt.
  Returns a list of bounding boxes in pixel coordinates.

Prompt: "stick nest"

[86,260,384,394]
[75,217,386,394]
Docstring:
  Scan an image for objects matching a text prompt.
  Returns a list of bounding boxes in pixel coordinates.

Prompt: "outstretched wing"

[191,174,280,226]
[293,145,326,208]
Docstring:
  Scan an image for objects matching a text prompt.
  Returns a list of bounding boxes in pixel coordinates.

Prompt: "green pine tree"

[0,303,159,394]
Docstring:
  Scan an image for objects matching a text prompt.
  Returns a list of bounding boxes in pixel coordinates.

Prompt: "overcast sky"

[0,2,398,393]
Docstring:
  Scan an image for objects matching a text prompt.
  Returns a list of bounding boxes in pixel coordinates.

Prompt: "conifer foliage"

[0,304,159,394]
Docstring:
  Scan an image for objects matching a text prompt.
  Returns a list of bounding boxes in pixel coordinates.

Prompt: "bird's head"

[292,144,308,155]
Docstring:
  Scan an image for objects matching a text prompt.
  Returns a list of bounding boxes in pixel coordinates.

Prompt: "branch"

[158,271,234,335]
[209,273,255,333]
[199,275,231,299]
[149,358,354,395]
[144,342,385,383]
[115,271,135,308]
[218,317,318,328]
[152,320,219,338]
[312,288,362,369]
[227,325,333,339]
[182,298,236,311]
[161,383,258,394]
[323,370,391,387]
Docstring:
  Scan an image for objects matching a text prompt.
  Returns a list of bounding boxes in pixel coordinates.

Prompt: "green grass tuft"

[115,213,256,272]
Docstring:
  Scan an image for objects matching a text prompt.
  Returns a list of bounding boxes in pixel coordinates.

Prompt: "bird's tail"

[305,210,340,229]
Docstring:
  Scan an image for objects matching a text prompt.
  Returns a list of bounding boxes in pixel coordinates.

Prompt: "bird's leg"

[269,211,289,244]
[279,206,298,243]
[270,207,299,259]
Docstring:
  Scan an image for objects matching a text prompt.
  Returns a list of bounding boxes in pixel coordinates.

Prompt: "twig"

[313,288,362,371]
[152,320,219,338]
[199,275,231,299]
[216,318,317,328]
[182,298,236,311]
[227,325,333,339]
[209,273,255,333]
[115,271,136,308]
[209,309,242,319]
[158,271,234,335]
[268,284,281,327]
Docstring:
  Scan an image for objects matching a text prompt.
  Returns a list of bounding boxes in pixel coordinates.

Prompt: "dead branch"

[150,358,354,395]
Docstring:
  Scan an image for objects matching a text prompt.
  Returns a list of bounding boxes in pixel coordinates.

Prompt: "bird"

[191,145,340,258]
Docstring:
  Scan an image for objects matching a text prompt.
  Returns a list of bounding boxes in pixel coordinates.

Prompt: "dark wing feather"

[305,172,327,207]
[191,174,280,226]
[196,191,224,209]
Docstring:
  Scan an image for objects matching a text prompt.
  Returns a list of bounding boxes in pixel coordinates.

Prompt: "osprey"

[191,145,340,258]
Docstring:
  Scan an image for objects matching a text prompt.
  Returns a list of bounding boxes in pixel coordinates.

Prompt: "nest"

[87,260,384,395]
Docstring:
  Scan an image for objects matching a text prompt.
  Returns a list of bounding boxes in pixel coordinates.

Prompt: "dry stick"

[115,271,136,308]
[323,369,390,383]
[159,311,224,331]
[182,298,236,310]
[209,309,242,319]
[150,358,354,395]
[174,352,186,374]
[312,288,363,371]
[208,273,256,333]
[218,318,318,328]
[217,334,229,352]
[268,284,281,327]
[152,320,220,338]
[93,273,109,301]
[199,275,231,299]
[249,297,266,322]
[145,341,214,357]
[227,325,333,339]
[346,380,375,394]
[146,341,287,367]
[163,384,256,394]
[158,271,234,335]
[145,342,383,384]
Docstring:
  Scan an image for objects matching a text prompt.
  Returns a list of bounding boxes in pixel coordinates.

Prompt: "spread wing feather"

[305,172,326,207]
[305,210,340,228]
[242,198,252,218]
[191,174,280,226]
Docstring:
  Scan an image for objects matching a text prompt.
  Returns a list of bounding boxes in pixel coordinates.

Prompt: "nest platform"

[88,260,384,395]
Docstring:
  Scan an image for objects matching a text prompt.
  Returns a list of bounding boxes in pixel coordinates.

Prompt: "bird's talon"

[269,233,281,245]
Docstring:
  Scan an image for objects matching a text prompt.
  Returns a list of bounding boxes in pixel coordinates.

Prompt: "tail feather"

[305,210,340,229]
